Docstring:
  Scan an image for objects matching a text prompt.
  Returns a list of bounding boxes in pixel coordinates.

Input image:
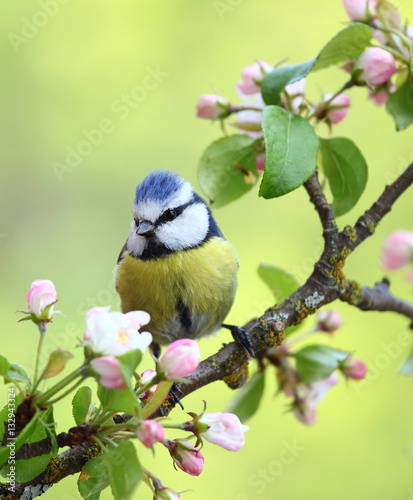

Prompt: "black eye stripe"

[156,200,193,226]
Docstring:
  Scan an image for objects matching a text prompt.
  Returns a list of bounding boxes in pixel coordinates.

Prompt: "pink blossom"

[231,93,264,138]
[196,94,230,120]
[316,310,342,334]
[356,47,397,86]
[137,420,165,448]
[199,412,249,451]
[369,87,390,105]
[282,78,306,113]
[237,61,272,95]
[158,339,200,379]
[291,373,339,425]
[26,279,57,320]
[83,307,152,356]
[304,373,339,403]
[90,356,126,390]
[292,398,317,426]
[138,369,158,399]
[381,230,413,270]
[325,93,351,124]
[342,0,376,21]
[167,440,204,476]
[340,358,367,380]
[371,27,388,46]
[407,270,413,283]
[256,153,265,171]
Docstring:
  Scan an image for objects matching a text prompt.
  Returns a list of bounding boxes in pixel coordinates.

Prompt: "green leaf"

[261,59,315,105]
[312,23,372,71]
[295,344,349,383]
[399,349,413,377]
[319,137,368,217]
[0,393,23,466]
[107,441,142,500]
[386,76,413,131]
[257,264,303,335]
[259,106,319,198]
[78,454,109,500]
[258,264,300,303]
[96,349,142,415]
[1,407,56,483]
[97,385,139,415]
[410,42,413,74]
[72,386,92,425]
[4,363,30,385]
[117,349,142,381]
[261,24,372,105]
[198,134,260,208]
[226,370,265,423]
[0,355,10,376]
[141,380,173,420]
[42,349,73,379]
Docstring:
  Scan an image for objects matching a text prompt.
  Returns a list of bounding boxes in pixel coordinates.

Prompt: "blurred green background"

[2,1,413,499]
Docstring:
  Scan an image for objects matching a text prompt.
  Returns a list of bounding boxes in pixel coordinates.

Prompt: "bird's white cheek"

[127,231,148,257]
[157,203,209,250]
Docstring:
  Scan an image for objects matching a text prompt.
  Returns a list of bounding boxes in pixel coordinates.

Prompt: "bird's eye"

[134,218,140,227]
[163,209,177,222]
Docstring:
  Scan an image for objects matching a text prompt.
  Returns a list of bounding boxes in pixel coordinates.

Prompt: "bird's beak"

[136,220,155,236]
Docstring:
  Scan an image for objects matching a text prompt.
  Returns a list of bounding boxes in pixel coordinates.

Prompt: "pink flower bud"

[154,487,181,500]
[138,369,158,399]
[137,420,165,448]
[368,87,390,105]
[340,358,367,380]
[166,440,204,476]
[282,78,306,113]
[356,47,397,86]
[292,398,317,426]
[291,373,339,425]
[237,61,272,95]
[325,93,351,125]
[231,93,264,138]
[199,412,249,451]
[196,94,230,120]
[158,339,200,379]
[90,356,126,390]
[381,230,413,270]
[256,153,265,171]
[26,279,57,321]
[316,310,342,334]
[342,0,376,21]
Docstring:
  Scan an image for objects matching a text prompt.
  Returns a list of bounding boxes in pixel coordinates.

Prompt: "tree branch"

[2,162,413,498]
[304,170,338,249]
[340,277,413,327]
[339,161,413,251]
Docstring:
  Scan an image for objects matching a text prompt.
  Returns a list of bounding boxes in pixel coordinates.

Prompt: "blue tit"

[115,170,253,355]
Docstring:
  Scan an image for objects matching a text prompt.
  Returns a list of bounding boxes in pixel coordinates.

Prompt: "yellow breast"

[115,237,239,344]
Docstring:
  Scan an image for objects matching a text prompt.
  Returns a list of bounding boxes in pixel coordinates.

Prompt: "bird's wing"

[117,241,128,264]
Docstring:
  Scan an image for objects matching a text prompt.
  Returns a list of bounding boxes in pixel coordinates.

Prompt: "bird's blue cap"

[135,170,185,204]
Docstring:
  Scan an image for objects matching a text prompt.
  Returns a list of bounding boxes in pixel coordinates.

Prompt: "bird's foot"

[222,324,255,358]
[167,382,184,409]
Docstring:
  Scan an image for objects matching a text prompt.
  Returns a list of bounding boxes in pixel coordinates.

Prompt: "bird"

[115,169,254,358]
